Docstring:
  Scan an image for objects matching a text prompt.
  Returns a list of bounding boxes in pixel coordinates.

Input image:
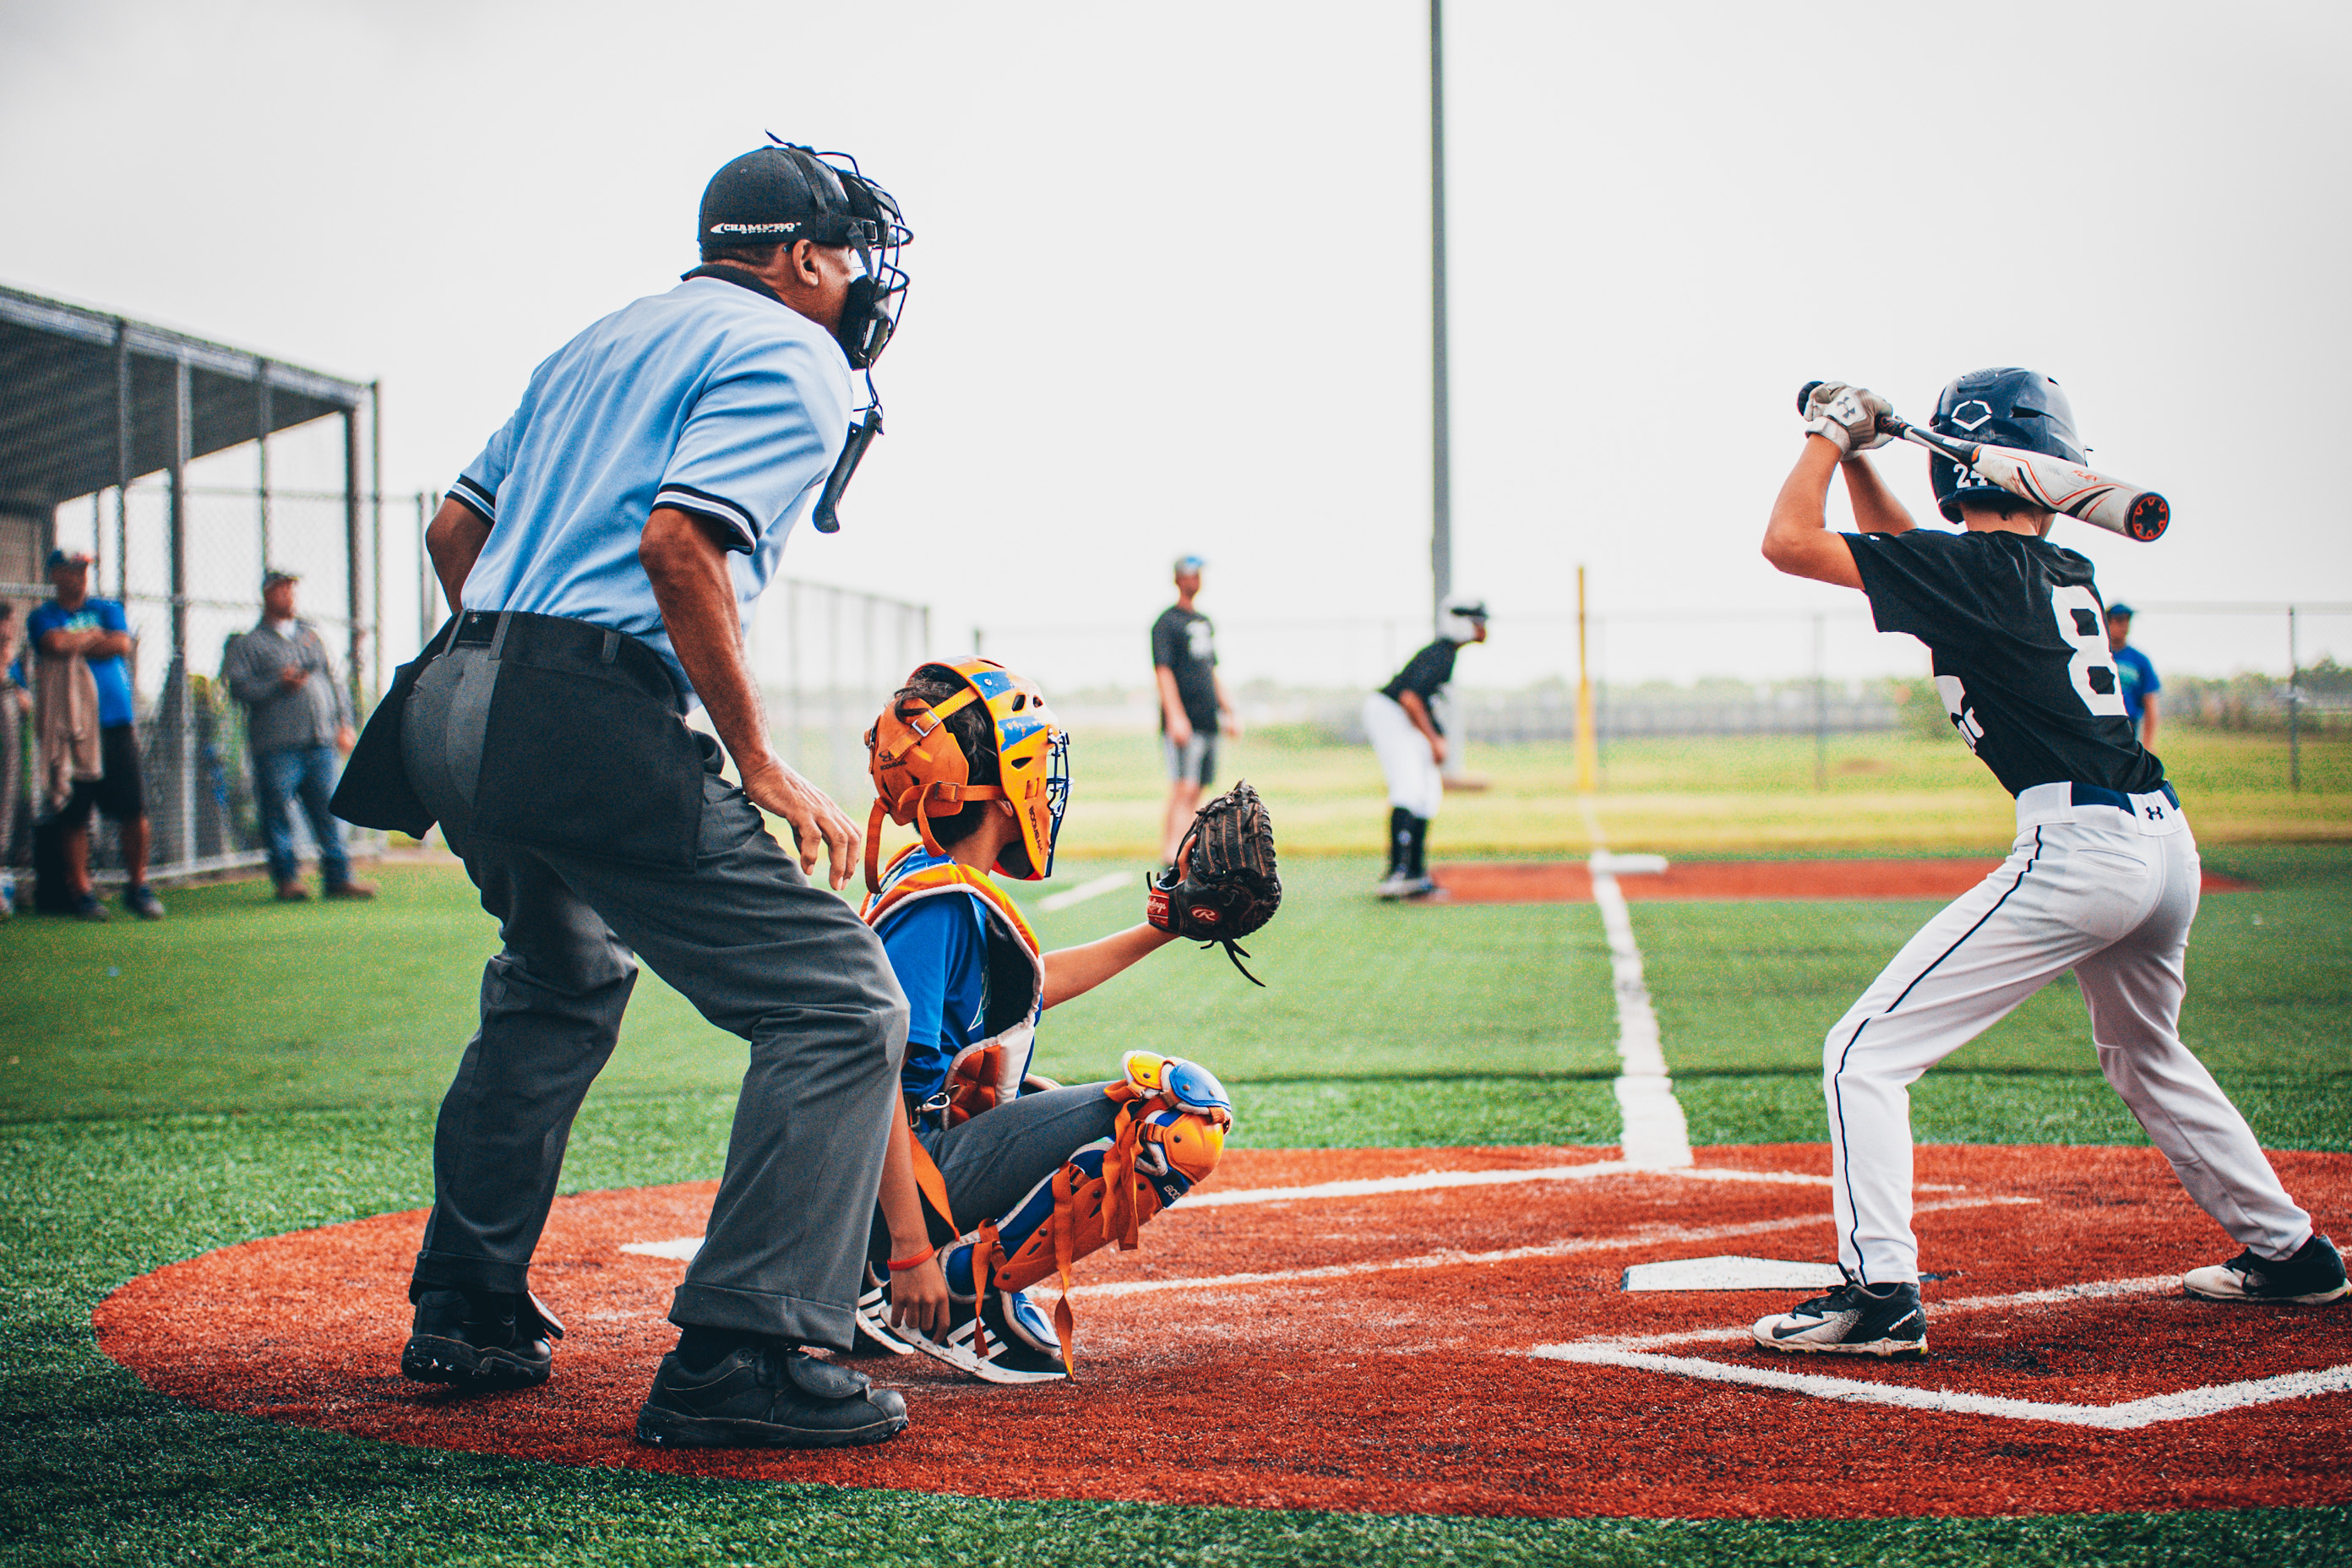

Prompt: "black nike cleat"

[634,1341,908,1448]
[1752,1275,1927,1360]
[2184,1233,2349,1305]
[401,1288,563,1388]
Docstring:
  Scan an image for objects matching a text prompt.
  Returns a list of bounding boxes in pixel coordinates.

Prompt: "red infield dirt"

[1431,860,2256,904]
[96,1143,2350,1519]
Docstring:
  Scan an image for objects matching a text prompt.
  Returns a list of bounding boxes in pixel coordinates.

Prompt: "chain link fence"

[968,601,2352,786]
[748,581,932,805]
[6,482,396,884]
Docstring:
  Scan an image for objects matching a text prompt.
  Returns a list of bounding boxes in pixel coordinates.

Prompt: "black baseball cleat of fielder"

[634,1340,908,1448]
[1752,1276,1927,1359]
[401,1288,563,1388]
[2183,1233,2349,1305]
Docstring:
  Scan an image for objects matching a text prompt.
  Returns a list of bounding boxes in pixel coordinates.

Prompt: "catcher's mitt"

[1147,780,1281,984]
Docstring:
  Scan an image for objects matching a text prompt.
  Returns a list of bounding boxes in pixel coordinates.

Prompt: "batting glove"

[1802,382,1893,457]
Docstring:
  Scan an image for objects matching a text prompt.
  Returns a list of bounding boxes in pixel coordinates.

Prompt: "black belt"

[2070,781,2178,813]
[448,610,678,707]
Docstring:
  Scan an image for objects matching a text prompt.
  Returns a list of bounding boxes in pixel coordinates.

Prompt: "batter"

[1751,370,2344,1359]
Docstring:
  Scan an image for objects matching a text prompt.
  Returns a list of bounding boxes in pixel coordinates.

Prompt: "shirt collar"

[679,264,787,308]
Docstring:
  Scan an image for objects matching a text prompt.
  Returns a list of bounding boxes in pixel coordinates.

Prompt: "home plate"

[1620,1256,1844,1292]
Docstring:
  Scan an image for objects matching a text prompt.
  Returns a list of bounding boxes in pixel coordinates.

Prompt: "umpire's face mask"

[834,241,909,369]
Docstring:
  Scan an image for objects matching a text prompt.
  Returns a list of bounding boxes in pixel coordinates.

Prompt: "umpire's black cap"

[699,143,870,258]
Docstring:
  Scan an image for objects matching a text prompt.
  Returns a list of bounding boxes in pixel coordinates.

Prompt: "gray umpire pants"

[403,644,908,1350]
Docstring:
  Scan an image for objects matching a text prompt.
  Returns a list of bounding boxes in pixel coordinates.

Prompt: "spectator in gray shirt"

[221,570,376,901]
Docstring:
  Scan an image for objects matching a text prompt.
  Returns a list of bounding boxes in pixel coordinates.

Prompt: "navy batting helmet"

[1928,368,2084,523]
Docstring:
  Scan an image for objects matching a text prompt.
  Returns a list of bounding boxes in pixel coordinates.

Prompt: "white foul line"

[1582,799,1691,1170]
[1530,1273,2352,1428]
[1035,871,1133,914]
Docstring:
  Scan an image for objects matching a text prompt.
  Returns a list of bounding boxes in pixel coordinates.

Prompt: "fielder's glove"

[1147,780,1282,985]
[1801,381,1893,457]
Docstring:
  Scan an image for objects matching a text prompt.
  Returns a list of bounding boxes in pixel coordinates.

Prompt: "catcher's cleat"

[849,1262,917,1356]
[1397,875,1446,901]
[634,1341,908,1448]
[1752,1277,1926,1359]
[1374,870,1416,900]
[2184,1233,2349,1305]
[400,1288,563,1388]
[901,1277,1070,1385]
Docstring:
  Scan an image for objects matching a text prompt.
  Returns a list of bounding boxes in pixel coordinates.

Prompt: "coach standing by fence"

[338,142,916,1450]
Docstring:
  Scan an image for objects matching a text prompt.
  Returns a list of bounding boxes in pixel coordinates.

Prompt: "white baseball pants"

[1364,693,1441,818]
[1825,783,2313,1285]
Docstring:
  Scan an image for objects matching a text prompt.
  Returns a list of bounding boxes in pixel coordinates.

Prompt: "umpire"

[341,142,916,1449]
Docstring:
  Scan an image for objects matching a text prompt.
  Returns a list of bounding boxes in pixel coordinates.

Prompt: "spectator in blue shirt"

[2105,603,2161,748]
[28,550,161,919]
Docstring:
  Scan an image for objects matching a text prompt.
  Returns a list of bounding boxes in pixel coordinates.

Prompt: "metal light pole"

[1429,0,1451,632]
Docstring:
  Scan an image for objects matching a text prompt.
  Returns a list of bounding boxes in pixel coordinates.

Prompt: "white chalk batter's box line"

[623,1166,2013,1302]
[618,1159,1974,1263]
[1531,1276,2352,1429]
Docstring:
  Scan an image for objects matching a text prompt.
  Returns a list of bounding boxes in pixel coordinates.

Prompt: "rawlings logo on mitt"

[1146,780,1281,984]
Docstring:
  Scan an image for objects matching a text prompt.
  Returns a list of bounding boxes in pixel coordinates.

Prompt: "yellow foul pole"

[1575,564,1598,794]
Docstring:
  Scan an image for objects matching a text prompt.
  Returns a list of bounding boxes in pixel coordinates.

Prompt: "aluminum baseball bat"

[1795,381,2169,542]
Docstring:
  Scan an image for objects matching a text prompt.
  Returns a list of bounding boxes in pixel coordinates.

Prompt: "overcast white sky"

[4,0,2348,688]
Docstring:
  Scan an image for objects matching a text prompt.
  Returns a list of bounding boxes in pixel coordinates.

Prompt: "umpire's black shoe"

[635,1341,909,1449]
[401,1288,562,1388]
[1751,1276,1927,1360]
[2185,1233,2350,1304]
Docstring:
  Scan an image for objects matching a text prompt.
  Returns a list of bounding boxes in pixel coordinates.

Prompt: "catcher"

[850,657,1279,1383]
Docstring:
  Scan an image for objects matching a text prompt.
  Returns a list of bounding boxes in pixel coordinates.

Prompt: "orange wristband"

[886,1251,934,1272]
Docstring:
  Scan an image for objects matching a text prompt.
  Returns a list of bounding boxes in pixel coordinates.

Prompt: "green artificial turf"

[5,1102,2345,1567]
[1027,857,1617,1083]
[0,858,1618,1122]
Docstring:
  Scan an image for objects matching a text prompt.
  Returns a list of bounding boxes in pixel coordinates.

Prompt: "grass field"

[3,735,2349,1564]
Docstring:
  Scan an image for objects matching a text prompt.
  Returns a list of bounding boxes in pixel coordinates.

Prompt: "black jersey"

[1844,529,2164,798]
[1150,605,1220,732]
[1380,640,1460,732]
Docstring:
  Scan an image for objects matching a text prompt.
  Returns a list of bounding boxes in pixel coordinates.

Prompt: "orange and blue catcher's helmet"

[863,657,1070,893]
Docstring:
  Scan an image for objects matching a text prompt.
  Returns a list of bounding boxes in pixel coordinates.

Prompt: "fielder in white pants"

[1368,598,1486,897]
[1364,692,1442,819]
[1827,782,2311,1286]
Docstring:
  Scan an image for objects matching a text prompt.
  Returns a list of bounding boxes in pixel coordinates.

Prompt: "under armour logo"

[2145,805,2165,820]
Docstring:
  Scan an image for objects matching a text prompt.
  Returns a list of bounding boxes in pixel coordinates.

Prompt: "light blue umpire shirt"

[447,271,853,707]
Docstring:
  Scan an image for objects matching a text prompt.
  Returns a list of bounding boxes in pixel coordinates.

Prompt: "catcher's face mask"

[863,657,1069,891]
